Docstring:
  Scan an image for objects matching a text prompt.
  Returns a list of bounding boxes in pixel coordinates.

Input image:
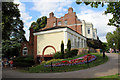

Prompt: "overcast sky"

[14,0,116,42]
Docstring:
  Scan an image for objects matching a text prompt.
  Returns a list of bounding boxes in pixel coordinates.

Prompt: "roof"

[33,26,86,38]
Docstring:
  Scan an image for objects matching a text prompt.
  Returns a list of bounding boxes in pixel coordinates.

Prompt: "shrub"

[61,41,64,59]
[65,49,78,58]
[67,39,71,52]
[53,52,63,59]
[41,60,46,64]
[45,59,63,64]
[13,55,34,67]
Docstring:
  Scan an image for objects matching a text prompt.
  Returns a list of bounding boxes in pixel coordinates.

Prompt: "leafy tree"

[102,43,106,58]
[105,2,120,27]
[106,27,120,51]
[76,1,120,27]
[31,16,47,31]
[103,42,109,52]
[67,39,71,52]
[113,27,120,50]
[106,32,114,48]
[2,2,26,58]
[61,41,64,59]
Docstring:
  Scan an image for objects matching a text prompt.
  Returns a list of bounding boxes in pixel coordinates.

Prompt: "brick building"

[21,7,98,62]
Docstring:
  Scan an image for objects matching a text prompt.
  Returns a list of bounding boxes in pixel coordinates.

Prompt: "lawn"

[86,73,120,80]
[20,53,108,73]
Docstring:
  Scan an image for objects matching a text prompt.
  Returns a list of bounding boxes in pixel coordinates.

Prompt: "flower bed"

[44,54,96,67]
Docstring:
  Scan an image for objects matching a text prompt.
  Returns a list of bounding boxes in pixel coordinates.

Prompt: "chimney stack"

[68,7,73,14]
[49,12,54,18]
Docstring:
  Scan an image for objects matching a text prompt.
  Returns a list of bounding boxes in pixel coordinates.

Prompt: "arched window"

[23,47,28,56]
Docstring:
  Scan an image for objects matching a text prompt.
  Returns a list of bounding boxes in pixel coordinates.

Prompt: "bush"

[13,55,34,67]
[45,59,63,64]
[53,52,63,59]
[41,60,46,64]
[61,41,64,59]
[67,39,71,52]
[65,49,78,58]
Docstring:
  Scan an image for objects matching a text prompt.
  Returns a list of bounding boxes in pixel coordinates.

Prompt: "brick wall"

[44,7,82,34]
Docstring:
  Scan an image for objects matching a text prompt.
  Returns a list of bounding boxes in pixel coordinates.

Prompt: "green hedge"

[65,49,78,58]
[13,56,34,67]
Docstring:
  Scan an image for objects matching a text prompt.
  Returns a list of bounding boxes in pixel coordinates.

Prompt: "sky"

[14,0,116,42]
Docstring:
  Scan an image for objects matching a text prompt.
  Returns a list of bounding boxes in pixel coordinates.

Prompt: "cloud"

[31,0,72,17]
[77,9,116,42]
[14,0,33,41]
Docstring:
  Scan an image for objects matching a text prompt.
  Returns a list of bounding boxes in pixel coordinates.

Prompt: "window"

[88,28,90,34]
[53,22,56,26]
[93,32,95,38]
[64,20,67,25]
[23,47,28,56]
[58,21,61,25]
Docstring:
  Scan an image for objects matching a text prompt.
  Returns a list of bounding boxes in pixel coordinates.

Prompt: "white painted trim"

[33,27,86,41]
[65,23,82,27]
[33,28,66,35]
[64,31,67,49]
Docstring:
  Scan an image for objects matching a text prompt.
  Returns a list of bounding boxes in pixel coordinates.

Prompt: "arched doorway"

[41,45,56,61]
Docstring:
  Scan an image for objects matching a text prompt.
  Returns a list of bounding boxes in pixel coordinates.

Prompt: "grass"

[112,53,120,55]
[99,73,119,78]
[19,53,108,73]
[86,73,120,80]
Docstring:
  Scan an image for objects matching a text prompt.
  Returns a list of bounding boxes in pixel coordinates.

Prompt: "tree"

[106,27,120,51]
[2,2,26,58]
[102,43,106,58]
[31,16,47,31]
[76,1,120,27]
[61,41,64,59]
[67,39,71,52]
[106,32,114,49]
[113,27,120,51]
[105,2,120,27]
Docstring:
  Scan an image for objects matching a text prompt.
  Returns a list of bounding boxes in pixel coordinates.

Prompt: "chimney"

[49,12,54,18]
[68,7,73,14]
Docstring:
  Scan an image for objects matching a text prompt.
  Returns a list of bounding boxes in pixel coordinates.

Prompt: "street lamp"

[113,43,116,53]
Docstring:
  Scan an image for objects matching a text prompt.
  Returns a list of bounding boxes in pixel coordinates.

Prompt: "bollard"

[51,62,53,71]
[87,56,89,68]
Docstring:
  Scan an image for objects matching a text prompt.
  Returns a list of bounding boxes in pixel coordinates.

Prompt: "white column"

[80,38,81,48]
[76,37,78,48]
[64,31,68,49]
[83,40,84,48]
[81,39,83,48]
[73,35,74,48]
[84,40,86,48]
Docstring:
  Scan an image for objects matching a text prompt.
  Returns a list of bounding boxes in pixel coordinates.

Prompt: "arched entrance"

[41,45,56,61]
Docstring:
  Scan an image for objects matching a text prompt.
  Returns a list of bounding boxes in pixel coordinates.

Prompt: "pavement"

[2,53,119,78]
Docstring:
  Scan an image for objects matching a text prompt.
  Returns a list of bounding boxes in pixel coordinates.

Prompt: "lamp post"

[113,43,116,53]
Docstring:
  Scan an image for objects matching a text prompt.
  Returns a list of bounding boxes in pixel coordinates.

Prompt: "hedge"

[13,55,34,67]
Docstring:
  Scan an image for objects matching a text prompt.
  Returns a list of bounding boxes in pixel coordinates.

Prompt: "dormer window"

[58,21,61,26]
[64,20,67,25]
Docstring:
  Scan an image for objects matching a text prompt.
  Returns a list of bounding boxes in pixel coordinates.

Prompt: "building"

[21,7,98,62]
[82,20,97,40]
